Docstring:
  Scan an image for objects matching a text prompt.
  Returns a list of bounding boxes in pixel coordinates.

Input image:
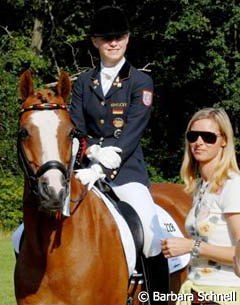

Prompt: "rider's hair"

[180,107,239,194]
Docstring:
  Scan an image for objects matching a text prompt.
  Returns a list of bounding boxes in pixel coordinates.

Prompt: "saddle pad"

[155,203,191,273]
[92,186,136,277]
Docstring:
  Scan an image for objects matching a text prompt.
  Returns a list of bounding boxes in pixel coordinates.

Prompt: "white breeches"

[111,182,163,257]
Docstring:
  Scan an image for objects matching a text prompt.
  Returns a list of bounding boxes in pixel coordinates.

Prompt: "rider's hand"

[74,164,106,190]
[87,144,122,169]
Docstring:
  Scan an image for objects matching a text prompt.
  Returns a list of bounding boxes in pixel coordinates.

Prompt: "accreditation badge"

[142,90,153,107]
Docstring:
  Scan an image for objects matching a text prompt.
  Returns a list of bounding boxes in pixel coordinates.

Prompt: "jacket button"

[100,119,105,124]
[101,101,105,106]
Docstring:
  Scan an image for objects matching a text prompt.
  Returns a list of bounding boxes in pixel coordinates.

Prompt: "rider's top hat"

[90,6,130,38]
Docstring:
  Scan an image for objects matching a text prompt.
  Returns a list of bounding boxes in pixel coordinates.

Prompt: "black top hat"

[90,6,129,37]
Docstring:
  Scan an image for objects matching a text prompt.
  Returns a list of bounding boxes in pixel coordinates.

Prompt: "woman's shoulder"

[219,172,240,212]
[227,171,240,183]
[222,171,240,193]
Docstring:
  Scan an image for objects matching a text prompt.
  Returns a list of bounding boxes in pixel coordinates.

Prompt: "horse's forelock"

[22,89,63,107]
[35,89,56,104]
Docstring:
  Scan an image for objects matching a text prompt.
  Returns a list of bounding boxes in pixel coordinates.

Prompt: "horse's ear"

[56,71,71,101]
[19,70,34,101]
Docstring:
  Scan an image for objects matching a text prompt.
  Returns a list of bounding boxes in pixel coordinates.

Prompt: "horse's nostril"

[38,181,50,200]
[38,182,66,212]
[42,182,49,193]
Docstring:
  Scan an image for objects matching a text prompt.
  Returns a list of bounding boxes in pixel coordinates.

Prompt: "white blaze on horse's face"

[31,111,64,194]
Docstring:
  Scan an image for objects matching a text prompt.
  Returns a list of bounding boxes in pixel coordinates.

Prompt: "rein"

[18,103,72,197]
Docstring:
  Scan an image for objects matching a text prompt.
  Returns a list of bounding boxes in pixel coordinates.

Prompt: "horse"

[15,70,191,305]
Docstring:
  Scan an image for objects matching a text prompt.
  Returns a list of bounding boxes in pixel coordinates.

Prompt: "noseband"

[18,103,75,197]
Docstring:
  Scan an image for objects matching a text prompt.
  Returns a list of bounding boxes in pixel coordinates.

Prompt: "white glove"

[74,164,106,190]
[87,144,122,169]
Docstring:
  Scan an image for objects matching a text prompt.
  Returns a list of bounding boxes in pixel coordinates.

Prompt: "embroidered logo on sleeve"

[142,90,153,107]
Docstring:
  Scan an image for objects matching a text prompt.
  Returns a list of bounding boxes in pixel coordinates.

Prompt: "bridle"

[17,102,77,197]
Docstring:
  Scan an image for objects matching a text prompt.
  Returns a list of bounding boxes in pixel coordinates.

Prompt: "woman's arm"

[162,213,240,265]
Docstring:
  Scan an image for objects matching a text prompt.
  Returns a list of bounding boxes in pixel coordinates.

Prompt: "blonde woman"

[162,108,240,305]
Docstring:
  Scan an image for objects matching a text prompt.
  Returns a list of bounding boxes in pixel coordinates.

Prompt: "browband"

[19,103,69,115]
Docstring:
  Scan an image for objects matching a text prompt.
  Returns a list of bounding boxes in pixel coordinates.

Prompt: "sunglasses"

[186,131,221,144]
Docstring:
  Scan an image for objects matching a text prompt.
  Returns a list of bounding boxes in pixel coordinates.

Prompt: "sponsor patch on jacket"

[142,90,153,107]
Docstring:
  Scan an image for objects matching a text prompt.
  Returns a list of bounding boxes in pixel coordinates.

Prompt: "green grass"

[0,233,16,305]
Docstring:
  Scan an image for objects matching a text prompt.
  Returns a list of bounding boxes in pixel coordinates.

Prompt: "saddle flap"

[117,201,144,256]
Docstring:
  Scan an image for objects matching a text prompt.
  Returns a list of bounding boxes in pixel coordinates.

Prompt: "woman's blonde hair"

[180,107,239,194]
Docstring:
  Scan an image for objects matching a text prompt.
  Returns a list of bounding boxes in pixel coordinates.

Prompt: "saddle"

[95,180,144,255]
[95,181,169,305]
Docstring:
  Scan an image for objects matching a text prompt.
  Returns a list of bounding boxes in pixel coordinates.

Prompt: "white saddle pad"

[92,187,136,277]
[154,203,190,273]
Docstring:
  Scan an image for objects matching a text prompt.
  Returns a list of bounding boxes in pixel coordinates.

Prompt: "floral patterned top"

[185,172,240,286]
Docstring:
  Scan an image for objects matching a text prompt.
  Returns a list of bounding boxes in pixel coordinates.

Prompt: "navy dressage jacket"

[70,60,153,186]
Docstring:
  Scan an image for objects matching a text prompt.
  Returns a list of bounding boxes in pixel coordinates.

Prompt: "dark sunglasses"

[186,131,221,144]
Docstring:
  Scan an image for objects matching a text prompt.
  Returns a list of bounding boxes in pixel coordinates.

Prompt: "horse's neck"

[70,174,87,203]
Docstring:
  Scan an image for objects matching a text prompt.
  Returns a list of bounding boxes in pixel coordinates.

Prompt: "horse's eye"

[18,128,29,139]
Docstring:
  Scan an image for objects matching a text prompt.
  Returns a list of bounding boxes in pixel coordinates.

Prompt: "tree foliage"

[0,176,23,230]
[1,0,240,179]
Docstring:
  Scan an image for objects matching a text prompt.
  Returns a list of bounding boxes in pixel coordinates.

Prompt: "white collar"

[101,57,126,79]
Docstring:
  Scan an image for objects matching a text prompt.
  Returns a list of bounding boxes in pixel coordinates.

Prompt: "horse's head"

[18,70,79,213]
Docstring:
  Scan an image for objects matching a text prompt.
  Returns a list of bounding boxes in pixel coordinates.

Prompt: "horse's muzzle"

[38,179,67,212]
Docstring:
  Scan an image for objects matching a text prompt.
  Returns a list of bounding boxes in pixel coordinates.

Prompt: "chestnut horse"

[15,70,191,305]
